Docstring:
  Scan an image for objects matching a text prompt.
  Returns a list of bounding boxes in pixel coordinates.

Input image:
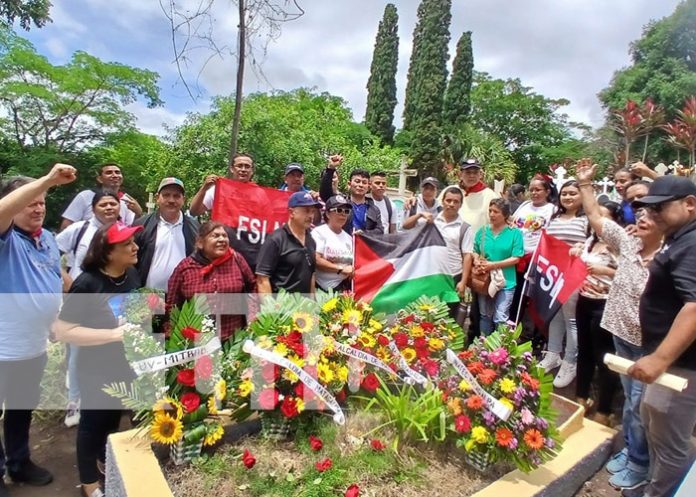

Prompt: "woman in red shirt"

[166,222,256,342]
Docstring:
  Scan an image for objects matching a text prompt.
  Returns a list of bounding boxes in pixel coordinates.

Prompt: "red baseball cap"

[106,222,143,244]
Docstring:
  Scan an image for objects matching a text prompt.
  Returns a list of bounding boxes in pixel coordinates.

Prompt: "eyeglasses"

[645,196,686,213]
[329,207,351,215]
[232,163,253,170]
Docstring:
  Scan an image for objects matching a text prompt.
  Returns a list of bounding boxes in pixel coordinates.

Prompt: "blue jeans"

[613,335,649,471]
[478,288,515,336]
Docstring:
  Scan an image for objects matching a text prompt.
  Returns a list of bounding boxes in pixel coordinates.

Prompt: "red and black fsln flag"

[525,231,587,331]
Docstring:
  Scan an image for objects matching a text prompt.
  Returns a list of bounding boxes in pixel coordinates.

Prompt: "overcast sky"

[22,0,683,136]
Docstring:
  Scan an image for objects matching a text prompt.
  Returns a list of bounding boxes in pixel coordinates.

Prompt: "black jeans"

[575,295,620,415]
[0,353,47,476]
[77,409,122,484]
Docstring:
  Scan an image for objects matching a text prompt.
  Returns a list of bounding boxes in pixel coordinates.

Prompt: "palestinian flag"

[211,178,291,269]
[354,223,459,314]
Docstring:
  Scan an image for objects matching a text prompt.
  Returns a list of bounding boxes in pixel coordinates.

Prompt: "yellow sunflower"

[203,424,224,447]
[214,379,227,401]
[376,346,391,362]
[317,363,335,384]
[471,426,489,444]
[295,397,306,413]
[293,312,315,333]
[418,303,435,313]
[499,378,517,394]
[358,333,376,348]
[207,396,219,415]
[342,309,363,325]
[410,326,425,338]
[369,319,383,331]
[153,397,184,420]
[274,342,289,357]
[335,365,349,383]
[150,414,183,445]
[283,369,299,383]
[322,298,338,313]
[428,337,445,351]
[402,347,417,364]
[458,380,471,392]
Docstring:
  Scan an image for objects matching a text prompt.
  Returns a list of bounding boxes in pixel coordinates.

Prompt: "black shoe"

[621,483,648,497]
[8,460,53,486]
[0,479,9,497]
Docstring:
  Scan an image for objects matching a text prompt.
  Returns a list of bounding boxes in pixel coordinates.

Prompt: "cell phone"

[122,193,133,203]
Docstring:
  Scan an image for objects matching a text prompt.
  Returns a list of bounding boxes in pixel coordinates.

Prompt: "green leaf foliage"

[443,31,473,129]
[0,1,51,30]
[365,3,399,145]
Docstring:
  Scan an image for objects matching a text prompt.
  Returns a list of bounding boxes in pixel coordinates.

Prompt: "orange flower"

[495,428,515,448]
[466,395,484,411]
[524,429,545,450]
[477,368,497,385]
[467,361,484,375]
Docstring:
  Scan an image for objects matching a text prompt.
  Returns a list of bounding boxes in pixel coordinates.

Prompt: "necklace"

[100,269,128,286]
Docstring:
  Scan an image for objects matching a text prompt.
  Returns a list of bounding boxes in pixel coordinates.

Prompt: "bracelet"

[578,182,593,188]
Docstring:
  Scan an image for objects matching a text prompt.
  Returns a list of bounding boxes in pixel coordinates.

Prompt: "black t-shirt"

[640,219,696,370]
[255,224,316,293]
[59,267,142,404]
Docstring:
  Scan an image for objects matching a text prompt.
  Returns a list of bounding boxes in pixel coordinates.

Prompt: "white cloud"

[125,101,188,137]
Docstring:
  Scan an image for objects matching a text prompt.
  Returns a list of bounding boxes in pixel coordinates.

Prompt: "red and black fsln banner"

[525,231,587,331]
[211,178,291,269]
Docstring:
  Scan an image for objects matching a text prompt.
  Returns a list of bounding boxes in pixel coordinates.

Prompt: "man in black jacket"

[319,155,383,234]
[133,178,200,291]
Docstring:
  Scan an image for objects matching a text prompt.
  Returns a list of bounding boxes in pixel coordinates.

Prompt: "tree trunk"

[625,140,631,167]
[642,133,650,163]
[229,0,246,166]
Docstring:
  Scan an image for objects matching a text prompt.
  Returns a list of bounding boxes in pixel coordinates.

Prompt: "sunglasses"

[645,196,686,213]
[329,207,351,215]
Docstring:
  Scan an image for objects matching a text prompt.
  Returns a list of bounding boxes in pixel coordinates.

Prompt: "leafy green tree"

[1,0,51,30]
[443,31,473,129]
[402,0,451,176]
[365,3,399,145]
[599,0,696,117]
[0,27,162,153]
[469,72,577,181]
[162,89,403,193]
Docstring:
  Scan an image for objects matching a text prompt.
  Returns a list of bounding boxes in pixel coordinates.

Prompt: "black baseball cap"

[420,177,440,188]
[460,158,482,170]
[631,175,696,208]
[326,195,352,210]
[284,163,304,175]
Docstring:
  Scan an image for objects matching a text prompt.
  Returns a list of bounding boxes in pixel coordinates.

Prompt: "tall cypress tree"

[443,31,473,129]
[402,0,452,175]
[365,4,399,145]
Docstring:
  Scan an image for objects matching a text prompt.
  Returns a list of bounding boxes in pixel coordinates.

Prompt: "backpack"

[72,221,90,254]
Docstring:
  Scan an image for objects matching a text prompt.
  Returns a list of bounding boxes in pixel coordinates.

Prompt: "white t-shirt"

[55,218,102,279]
[372,197,394,233]
[434,214,474,276]
[511,201,556,254]
[62,190,135,226]
[311,224,353,290]
[146,213,187,291]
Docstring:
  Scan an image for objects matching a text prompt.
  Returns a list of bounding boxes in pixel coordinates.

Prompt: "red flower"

[414,337,428,350]
[361,373,380,393]
[280,396,300,418]
[315,458,333,472]
[458,350,473,362]
[181,326,200,341]
[176,369,196,387]
[335,388,347,402]
[180,392,200,413]
[422,359,439,377]
[421,322,435,332]
[416,347,431,360]
[370,439,385,451]
[467,361,484,375]
[146,293,162,310]
[242,449,256,469]
[393,332,409,348]
[377,334,390,346]
[477,368,497,385]
[309,435,323,452]
[496,428,515,448]
[454,414,471,433]
[466,395,484,411]
[345,484,360,497]
[262,363,278,383]
[403,314,416,324]
[258,389,279,410]
[194,356,213,380]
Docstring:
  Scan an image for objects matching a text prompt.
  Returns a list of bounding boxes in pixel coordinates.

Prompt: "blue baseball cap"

[288,191,320,208]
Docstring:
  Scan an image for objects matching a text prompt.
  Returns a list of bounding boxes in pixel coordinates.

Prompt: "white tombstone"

[654,163,668,176]
[493,179,505,195]
[598,177,614,195]
[669,160,681,174]
[398,159,417,196]
[146,192,156,214]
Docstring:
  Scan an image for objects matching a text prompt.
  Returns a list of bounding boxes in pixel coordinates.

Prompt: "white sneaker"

[538,351,562,371]
[553,360,577,388]
[64,400,80,428]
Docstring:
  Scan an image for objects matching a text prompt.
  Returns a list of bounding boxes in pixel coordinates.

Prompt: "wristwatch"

[336,265,344,274]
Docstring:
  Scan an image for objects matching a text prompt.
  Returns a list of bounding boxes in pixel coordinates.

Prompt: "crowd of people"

[0,153,695,497]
